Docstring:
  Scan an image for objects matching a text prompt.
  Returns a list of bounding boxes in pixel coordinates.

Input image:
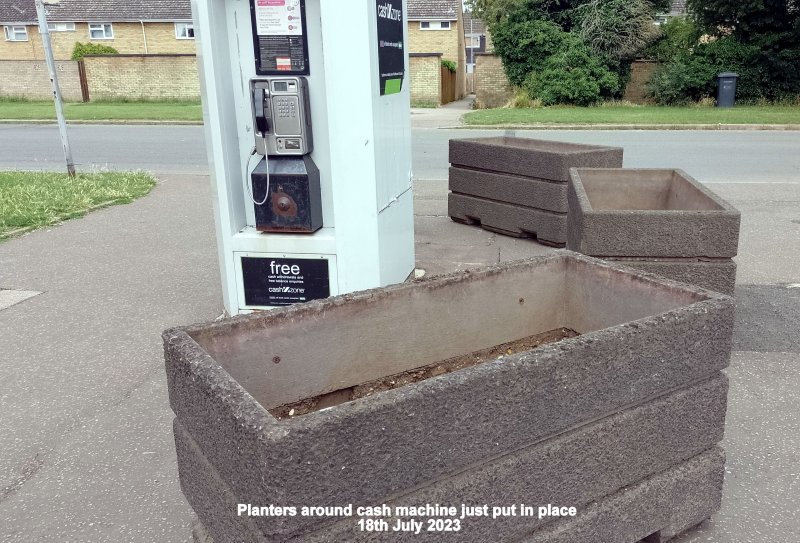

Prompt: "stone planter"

[448,138,623,246]
[164,253,734,543]
[566,168,741,294]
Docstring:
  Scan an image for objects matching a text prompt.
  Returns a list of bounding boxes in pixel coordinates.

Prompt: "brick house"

[407,0,466,102]
[0,0,195,61]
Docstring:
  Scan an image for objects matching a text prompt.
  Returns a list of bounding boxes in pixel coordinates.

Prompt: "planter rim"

[164,252,732,436]
[458,136,623,155]
[569,167,740,216]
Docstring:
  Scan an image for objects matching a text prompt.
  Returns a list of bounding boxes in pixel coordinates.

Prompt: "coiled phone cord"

[245,146,270,206]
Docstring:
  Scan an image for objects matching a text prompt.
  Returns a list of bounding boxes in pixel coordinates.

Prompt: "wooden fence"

[441,66,456,105]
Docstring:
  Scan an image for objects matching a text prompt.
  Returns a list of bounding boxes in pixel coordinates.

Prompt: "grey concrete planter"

[567,168,741,294]
[448,138,623,245]
[164,253,733,543]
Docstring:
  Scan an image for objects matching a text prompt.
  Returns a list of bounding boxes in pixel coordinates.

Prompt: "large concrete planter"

[448,138,623,245]
[567,168,741,294]
[164,253,733,543]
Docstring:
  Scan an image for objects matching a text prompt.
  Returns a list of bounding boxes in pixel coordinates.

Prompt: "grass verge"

[0,100,202,122]
[0,171,156,240]
[463,105,800,126]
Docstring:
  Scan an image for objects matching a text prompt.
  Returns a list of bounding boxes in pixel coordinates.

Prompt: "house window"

[48,22,76,32]
[175,22,195,39]
[466,35,481,48]
[3,25,28,42]
[420,21,452,31]
[89,23,113,39]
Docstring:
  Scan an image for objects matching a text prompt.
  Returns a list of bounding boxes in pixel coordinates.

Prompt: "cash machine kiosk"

[193,0,415,315]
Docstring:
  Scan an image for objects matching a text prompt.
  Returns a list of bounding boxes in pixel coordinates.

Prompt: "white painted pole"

[35,0,76,177]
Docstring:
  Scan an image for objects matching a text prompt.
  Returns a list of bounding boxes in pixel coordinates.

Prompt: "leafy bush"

[523,42,620,106]
[645,17,703,63]
[441,59,457,73]
[71,42,119,60]
[648,37,763,104]
[493,19,577,86]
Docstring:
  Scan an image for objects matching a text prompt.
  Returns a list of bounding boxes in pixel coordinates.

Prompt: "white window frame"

[48,22,76,32]
[419,20,452,31]
[88,23,114,40]
[466,34,481,48]
[175,22,195,40]
[4,25,28,42]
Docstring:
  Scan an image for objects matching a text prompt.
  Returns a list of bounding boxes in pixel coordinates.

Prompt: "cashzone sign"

[376,1,405,95]
[241,257,330,306]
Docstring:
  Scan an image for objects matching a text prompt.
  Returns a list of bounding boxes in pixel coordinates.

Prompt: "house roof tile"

[0,0,192,24]
[462,10,485,34]
[407,0,460,21]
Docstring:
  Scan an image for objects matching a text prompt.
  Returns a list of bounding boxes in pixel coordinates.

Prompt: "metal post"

[35,0,76,177]
[469,15,474,94]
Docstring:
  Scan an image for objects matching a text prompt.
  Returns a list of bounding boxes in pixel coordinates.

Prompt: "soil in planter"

[270,327,579,420]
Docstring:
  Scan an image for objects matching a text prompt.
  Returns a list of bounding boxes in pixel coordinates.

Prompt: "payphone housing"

[249,75,321,234]
[251,77,313,156]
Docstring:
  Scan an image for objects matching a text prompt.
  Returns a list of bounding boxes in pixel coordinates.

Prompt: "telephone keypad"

[272,96,302,137]
[275,97,297,118]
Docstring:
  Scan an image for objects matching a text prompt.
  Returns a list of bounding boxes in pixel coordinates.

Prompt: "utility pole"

[35,0,76,177]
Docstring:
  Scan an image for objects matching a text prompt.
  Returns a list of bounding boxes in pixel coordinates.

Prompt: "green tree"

[574,0,662,61]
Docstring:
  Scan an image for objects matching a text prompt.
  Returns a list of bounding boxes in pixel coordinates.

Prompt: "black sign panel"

[242,257,330,306]
[250,0,310,75]
[376,1,405,95]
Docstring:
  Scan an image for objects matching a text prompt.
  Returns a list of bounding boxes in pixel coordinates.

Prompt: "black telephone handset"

[253,85,270,135]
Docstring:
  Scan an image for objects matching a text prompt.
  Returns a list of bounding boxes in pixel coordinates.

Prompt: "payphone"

[251,77,313,156]
[248,76,321,233]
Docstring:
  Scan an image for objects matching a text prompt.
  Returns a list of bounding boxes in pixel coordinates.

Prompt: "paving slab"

[671,351,800,543]
[0,375,194,542]
[412,178,448,216]
[707,182,800,284]
[414,215,495,247]
[733,285,800,353]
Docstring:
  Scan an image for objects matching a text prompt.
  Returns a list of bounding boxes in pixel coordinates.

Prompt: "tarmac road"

[1,123,800,183]
[1,122,799,542]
